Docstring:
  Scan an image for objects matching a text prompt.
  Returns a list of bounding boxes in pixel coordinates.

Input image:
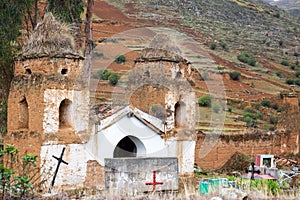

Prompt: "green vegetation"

[295,70,300,77]
[0,101,7,135]
[217,65,224,70]
[286,78,295,85]
[250,179,281,197]
[93,69,120,86]
[114,54,126,64]
[108,73,121,86]
[243,107,262,127]
[229,71,241,81]
[0,144,41,199]
[261,99,271,107]
[269,114,278,125]
[210,42,217,50]
[237,53,256,66]
[47,0,84,23]
[198,96,211,107]
[275,71,282,78]
[281,59,289,66]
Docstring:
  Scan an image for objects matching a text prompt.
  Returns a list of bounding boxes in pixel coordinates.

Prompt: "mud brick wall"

[195,131,299,170]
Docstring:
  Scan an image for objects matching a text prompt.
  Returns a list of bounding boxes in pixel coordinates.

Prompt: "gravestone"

[105,157,178,195]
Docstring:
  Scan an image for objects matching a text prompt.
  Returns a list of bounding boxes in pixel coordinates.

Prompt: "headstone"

[105,157,178,195]
[199,181,209,194]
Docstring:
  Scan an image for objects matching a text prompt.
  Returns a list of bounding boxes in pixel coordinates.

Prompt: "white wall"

[40,143,94,191]
[43,89,89,134]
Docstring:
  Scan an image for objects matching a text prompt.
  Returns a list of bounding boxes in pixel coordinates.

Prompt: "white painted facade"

[43,89,89,134]
[40,143,94,191]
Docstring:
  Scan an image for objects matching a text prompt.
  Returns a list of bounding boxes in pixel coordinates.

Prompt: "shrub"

[108,73,120,86]
[295,70,300,77]
[228,106,233,113]
[101,70,112,80]
[269,115,278,125]
[275,71,282,78]
[286,78,295,85]
[0,144,42,198]
[114,54,126,64]
[281,59,289,66]
[198,96,211,107]
[261,99,271,107]
[210,42,217,50]
[229,71,241,81]
[237,53,256,66]
[295,78,300,86]
[217,65,224,70]
[92,69,107,79]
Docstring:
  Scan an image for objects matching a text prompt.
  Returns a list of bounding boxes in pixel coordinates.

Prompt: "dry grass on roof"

[22,13,78,57]
[140,34,185,62]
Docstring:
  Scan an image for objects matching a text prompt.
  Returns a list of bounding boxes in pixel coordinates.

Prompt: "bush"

[275,71,282,78]
[198,96,211,107]
[295,70,300,77]
[269,115,278,125]
[237,53,256,66]
[108,73,120,86]
[93,69,107,80]
[295,78,300,86]
[217,65,224,70]
[229,71,241,81]
[228,106,233,113]
[281,59,289,66]
[286,78,295,85]
[114,54,126,64]
[261,99,271,107]
[0,144,41,198]
[210,42,217,50]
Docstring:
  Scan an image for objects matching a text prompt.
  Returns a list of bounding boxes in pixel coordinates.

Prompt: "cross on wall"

[145,170,164,194]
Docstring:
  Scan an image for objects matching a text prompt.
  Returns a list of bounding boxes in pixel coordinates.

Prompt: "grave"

[105,157,178,194]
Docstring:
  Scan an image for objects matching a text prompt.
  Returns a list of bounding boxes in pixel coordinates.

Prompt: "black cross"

[246,162,260,180]
[48,147,69,193]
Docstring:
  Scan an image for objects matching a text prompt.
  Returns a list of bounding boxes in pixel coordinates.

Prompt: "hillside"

[90,0,299,133]
[265,0,300,17]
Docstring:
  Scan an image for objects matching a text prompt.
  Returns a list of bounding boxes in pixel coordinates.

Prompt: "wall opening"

[174,101,186,128]
[25,68,32,75]
[19,97,29,129]
[113,136,146,158]
[59,99,73,128]
[61,68,68,75]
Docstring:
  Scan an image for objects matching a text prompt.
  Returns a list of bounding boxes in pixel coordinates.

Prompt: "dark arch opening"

[19,97,29,129]
[59,99,72,128]
[25,68,32,75]
[174,101,186,128]
[61,68,68,75]
[113,136,137,158]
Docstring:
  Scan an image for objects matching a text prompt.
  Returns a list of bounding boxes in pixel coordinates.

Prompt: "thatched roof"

[138,34,185,62]
[21,13,81,59]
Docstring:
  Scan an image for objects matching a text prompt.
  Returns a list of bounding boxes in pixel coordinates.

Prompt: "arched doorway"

[174,101,186,128]
[113,136,146,158]
[59,99,73,128]
[19,97,29,129]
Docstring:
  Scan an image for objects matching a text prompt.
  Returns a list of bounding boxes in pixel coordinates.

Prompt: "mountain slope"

[265,0,300,17]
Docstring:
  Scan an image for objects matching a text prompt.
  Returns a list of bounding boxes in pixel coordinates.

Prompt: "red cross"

[145,170,163,194]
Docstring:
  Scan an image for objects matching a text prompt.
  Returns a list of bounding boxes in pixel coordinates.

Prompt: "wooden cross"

[48,147,69,193]
[145,170,163,194]
[246,162,260,180]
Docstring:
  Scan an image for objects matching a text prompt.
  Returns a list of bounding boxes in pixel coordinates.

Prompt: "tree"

[83,0,94,86]
[108,73,121,86]
[47,0,84,23]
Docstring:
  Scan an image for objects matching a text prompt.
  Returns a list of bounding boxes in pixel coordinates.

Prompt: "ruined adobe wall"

[196,129,299,170]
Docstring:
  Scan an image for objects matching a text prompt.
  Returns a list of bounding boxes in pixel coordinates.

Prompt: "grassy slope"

[94,0,299,132]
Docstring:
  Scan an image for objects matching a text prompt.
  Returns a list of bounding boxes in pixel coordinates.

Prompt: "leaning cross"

[48,147,69,193]
[246,162,260,180]
[145,170,163,194]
